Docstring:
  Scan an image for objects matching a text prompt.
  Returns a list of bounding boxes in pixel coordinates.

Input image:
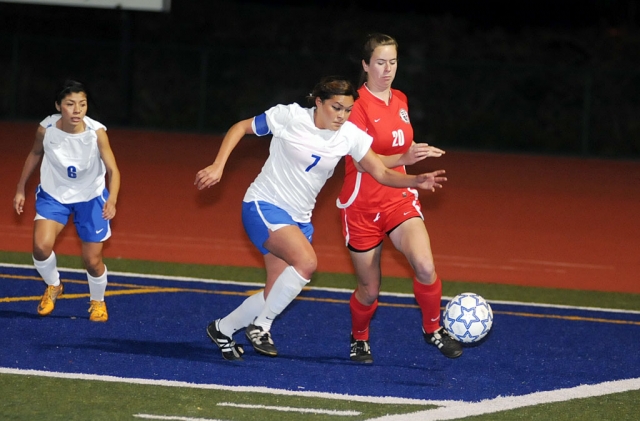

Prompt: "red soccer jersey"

[337,85,415,210]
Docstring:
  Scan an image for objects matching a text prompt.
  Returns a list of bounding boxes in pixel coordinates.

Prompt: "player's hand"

[13,192,25,215]
[102,199,117,220]
[195,163,223,190]
[402,144,445,166]
[415,170,447,192]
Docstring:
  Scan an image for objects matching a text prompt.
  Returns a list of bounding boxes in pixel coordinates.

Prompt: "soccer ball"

[443,292,493,344]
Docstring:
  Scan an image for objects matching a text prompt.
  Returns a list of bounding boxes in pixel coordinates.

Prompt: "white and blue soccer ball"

[443,292,493,344]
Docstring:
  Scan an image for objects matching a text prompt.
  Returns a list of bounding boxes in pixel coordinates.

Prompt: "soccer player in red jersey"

[337,33,463,362]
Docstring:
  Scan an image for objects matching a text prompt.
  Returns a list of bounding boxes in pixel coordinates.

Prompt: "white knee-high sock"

[87,265,108,301]
[33,252,60,287]
[254,266,309,331]
[218,291,266,337]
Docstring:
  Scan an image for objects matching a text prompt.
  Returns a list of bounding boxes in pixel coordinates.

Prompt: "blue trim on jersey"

[253,113,271,136]
[242,201,313,255]
[85,120,98,131]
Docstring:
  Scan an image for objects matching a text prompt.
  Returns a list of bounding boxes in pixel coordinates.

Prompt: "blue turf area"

[1,264,639,402]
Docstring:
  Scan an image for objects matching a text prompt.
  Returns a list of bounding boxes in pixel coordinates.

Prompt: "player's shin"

[253,266,309,331]
[87,265,108,301]
[219,291,266,337]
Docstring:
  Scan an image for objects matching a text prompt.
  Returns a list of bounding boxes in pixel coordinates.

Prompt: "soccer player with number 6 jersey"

[13,79,121,322]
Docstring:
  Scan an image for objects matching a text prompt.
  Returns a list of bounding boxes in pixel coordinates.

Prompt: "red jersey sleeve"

[348,98,368,132]
[394,89,408,106]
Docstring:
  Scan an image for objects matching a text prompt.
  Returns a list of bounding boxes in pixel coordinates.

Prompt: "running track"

[1,121,638,294]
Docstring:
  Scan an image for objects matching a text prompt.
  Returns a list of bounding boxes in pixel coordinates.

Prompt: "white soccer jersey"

[244,103,372,223]
[39,114,107,203]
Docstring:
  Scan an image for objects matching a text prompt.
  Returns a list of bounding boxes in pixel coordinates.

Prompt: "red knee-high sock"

[413,275,442,334]
[350,291,378,340]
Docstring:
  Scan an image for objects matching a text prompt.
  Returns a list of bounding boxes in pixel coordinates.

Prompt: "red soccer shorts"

[340,198,423,251]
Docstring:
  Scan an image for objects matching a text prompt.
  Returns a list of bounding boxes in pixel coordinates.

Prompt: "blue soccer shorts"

[34,186,111,243]
[242,200,313,255]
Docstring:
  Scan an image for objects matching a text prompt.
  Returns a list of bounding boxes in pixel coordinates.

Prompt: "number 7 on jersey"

[305,154,321,172]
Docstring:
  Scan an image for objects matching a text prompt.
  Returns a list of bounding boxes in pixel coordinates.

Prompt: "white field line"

[365,377,640,421]
[3,368,638,421]
[0,367,449,406]
[134,415,226,421]
[2,263,638,315]
[217,402,360,415]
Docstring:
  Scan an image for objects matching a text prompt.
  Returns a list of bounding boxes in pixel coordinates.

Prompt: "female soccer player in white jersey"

[13,79,121,322]
[337,33,462,363]
[194,76,447,361]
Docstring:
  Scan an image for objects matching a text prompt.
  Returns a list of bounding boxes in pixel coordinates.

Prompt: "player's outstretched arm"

[414,170,447,192]
[357,149,446,191]
[355,142,446,172]
[195,118,254,190]
[396,143,445,166]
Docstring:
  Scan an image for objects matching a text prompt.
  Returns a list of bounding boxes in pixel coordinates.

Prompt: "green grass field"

[2,250,639,421]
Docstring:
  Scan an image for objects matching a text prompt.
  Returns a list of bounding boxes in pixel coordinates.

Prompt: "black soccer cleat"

[245,323,278,357]
[350,334,373,363]
[423,327,463,359]
[207,319,244,361]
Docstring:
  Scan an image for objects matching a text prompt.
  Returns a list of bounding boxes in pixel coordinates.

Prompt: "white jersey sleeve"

[40,115,58,130]
[340,121,373,162]
[251,104,295,137]
[82,115,107,132]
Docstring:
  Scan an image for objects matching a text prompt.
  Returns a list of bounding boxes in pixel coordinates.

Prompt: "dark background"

[1,0,639,156]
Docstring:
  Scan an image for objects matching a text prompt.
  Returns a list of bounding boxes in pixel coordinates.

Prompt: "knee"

[83,256,104,276]
[355,278,380,305]
[413,261,437,284]
[295,254,317,280]
[32,243,53,261]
